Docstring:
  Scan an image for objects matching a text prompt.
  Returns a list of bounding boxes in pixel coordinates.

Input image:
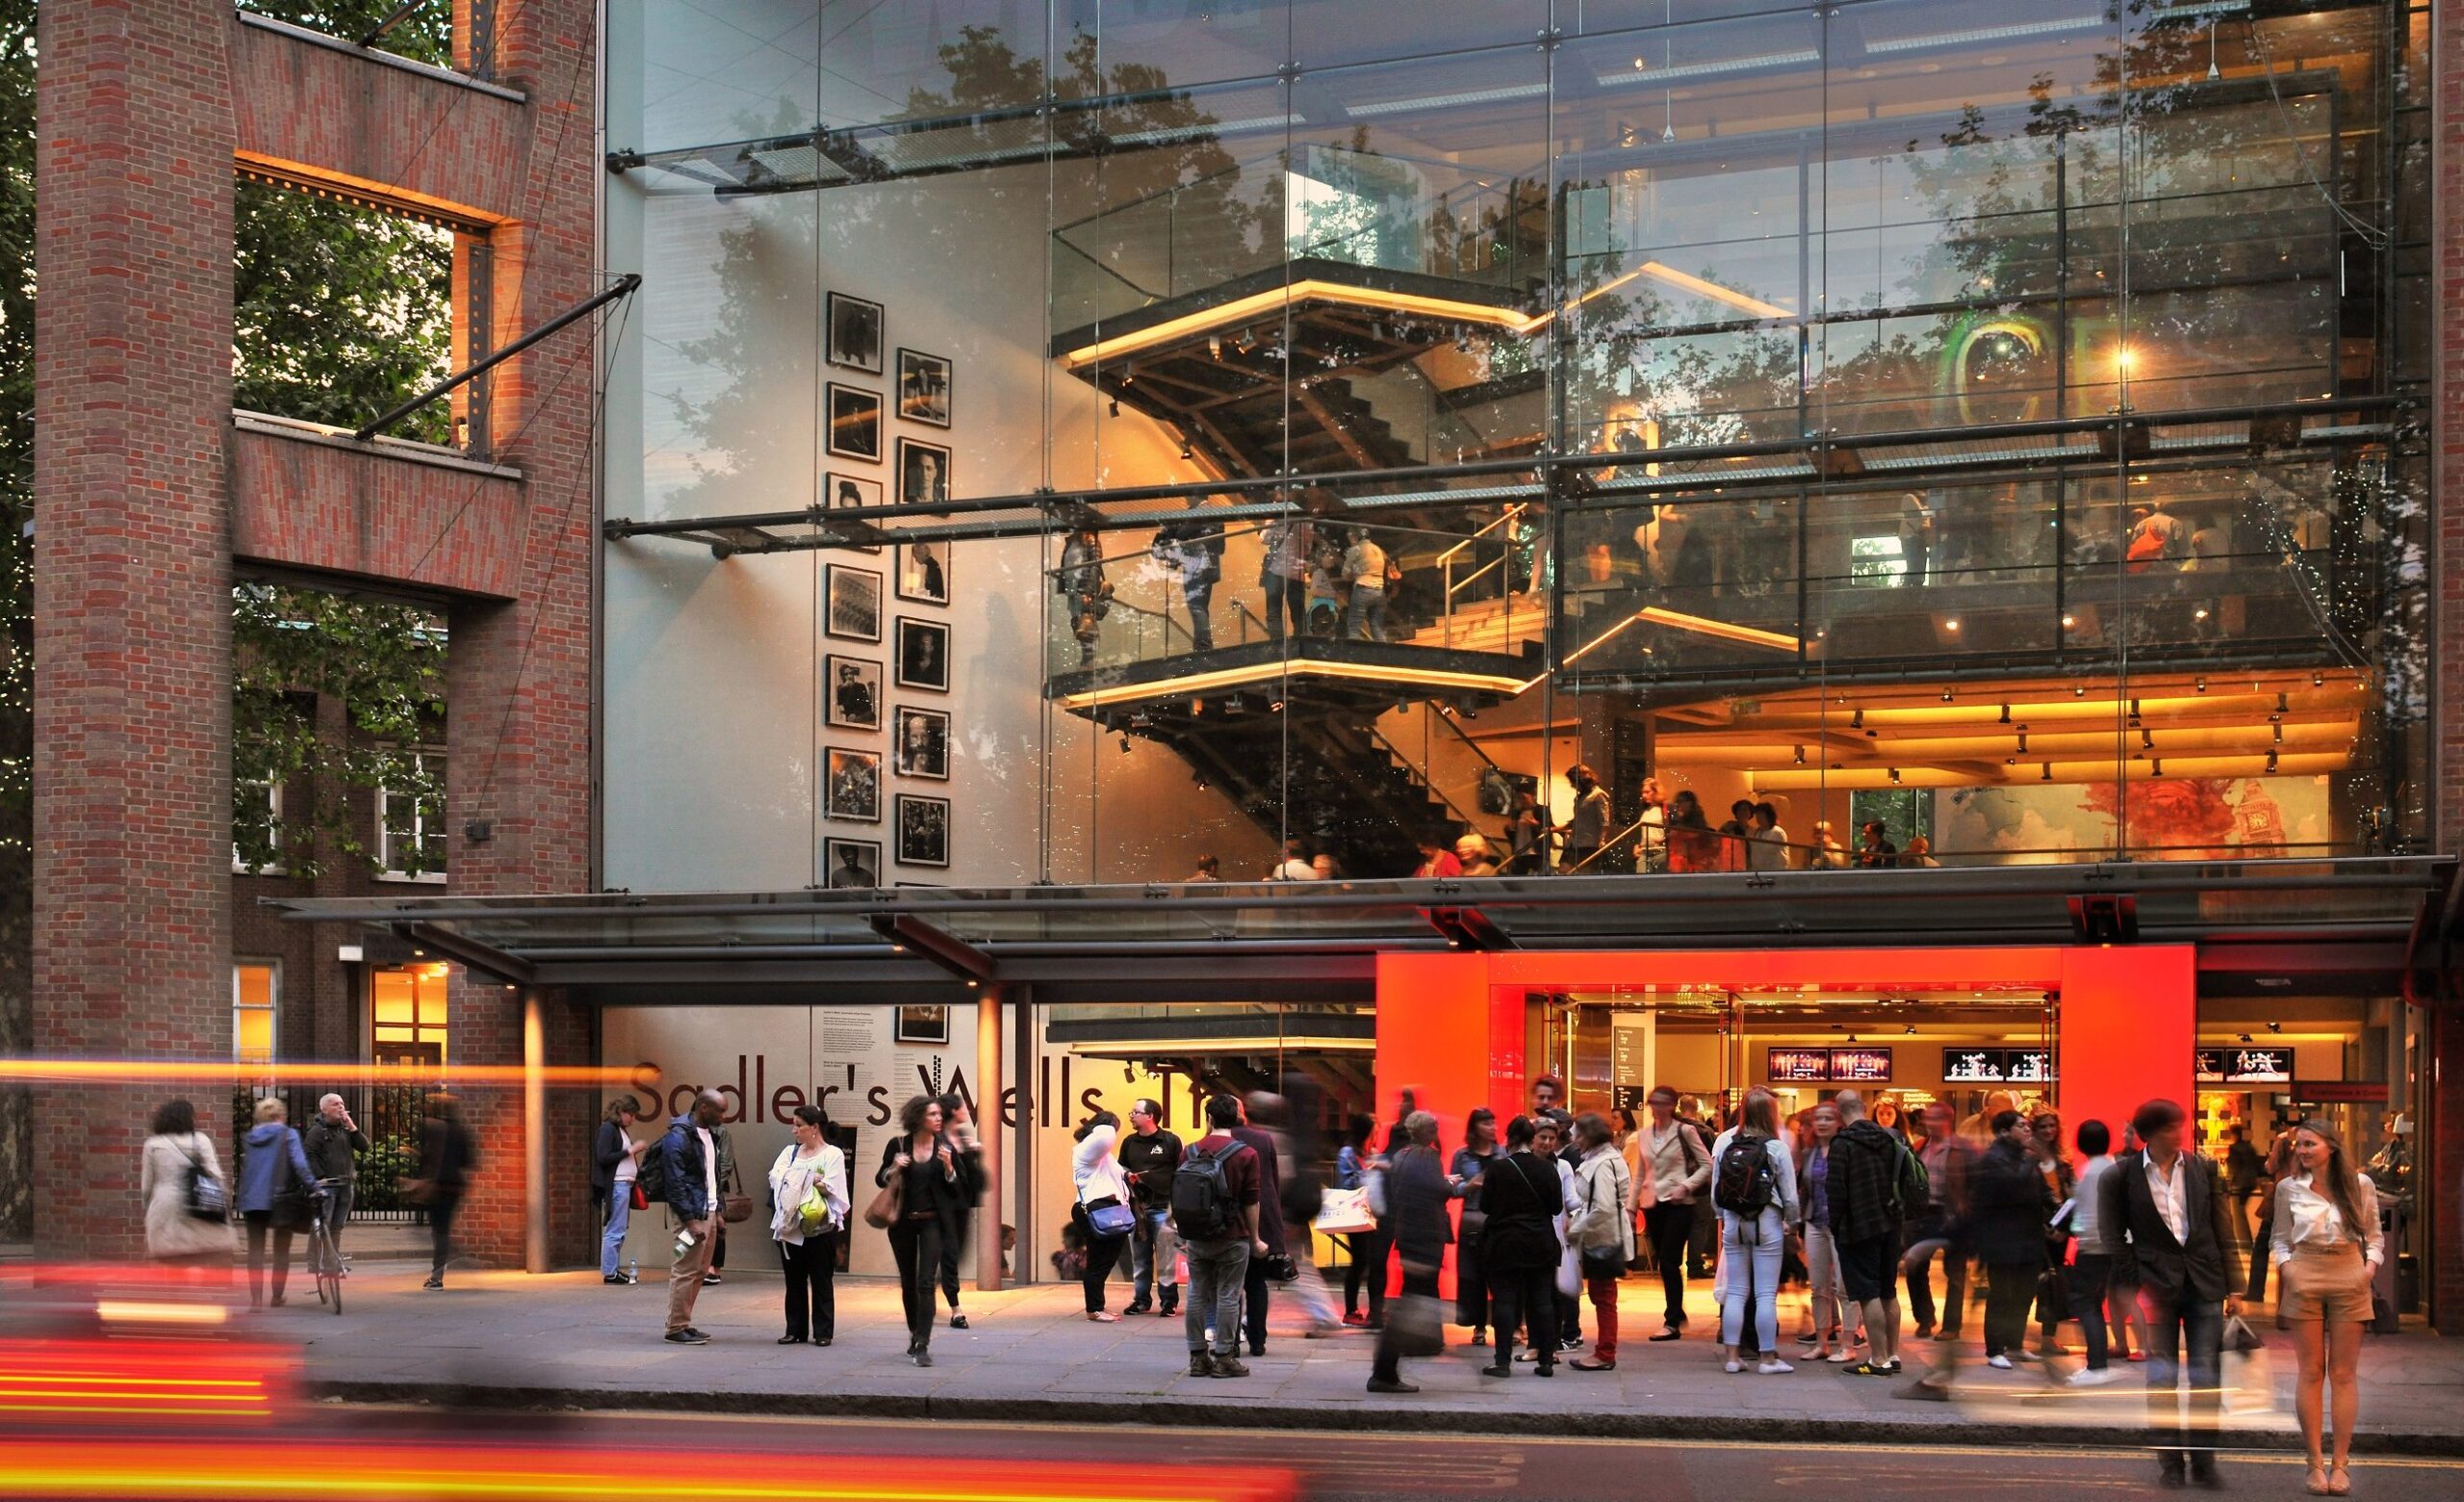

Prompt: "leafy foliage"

[233,0,449,67]
[233,585,448,878]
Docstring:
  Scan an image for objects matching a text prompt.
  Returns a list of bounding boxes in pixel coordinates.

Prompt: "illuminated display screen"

[1944,1048,2058,1084]
[1829,1048,1893,1082]
[1766,1048,1833,1083]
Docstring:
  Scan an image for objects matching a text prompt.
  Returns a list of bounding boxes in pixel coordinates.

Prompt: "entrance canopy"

[270,855,2450,1008]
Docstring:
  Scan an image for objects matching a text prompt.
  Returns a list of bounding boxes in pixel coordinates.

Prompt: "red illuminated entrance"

[1374,946,2194,1152]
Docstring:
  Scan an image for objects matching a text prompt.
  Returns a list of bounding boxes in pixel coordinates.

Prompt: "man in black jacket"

[1971,1110,2055,1369]
[2100,1098,2245,1488]
[1370,1110,1452,1395]
[303,1094,368,1254]
[1118,1098,1182,1317]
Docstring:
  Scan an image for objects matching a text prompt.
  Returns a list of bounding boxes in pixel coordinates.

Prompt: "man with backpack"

[1826,1089,1924,1378]
[1171,1093,1264,1379]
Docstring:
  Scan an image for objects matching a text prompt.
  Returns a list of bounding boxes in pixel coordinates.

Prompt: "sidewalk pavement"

[295,1261,2464,1454]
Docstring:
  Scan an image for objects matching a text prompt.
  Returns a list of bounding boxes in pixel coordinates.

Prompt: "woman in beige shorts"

[2270,1120,2383,1496]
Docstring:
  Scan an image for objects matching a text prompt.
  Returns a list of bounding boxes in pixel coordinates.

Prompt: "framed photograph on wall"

[893,1004,949,1047]
[822,838,880,889]
[824,747,881,822]
[824,564,882,642]
[825,384,882,462]
[822,654,880,731]
[897,349,951,427]
[894,617,949,692]
[826,291,884,374]
[826,472,883,553]
[893,706,951,780]
[896,437,950,507]
[895,793,950,868]
[896,539,950,607]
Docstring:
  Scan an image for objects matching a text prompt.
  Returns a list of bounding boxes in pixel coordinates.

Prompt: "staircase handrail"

[1365,722,1487,836]
[1436,504,1527,650]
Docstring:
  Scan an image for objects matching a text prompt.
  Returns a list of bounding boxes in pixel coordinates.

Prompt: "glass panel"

[236,964,276,1010]
[372,971,415,1026]
[1061,0,1291,100]
[630,0,822,152]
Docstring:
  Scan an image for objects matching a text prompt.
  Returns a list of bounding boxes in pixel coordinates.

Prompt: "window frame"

[375,747,449,884]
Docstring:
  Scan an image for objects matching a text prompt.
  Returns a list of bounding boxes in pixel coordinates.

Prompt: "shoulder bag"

[863,1150,906,1230]
[178,1139,229,1224]
[720,1159,755,1225]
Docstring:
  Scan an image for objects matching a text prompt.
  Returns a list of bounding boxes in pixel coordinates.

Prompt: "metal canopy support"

[397,921,537,986]
[1424,905,1516,951]
[866,913,997,983]
[354,273,641,441]
[975,981,1006,1292]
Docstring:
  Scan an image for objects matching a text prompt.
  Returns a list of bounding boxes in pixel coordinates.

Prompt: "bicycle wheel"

[319,1238,343,1315]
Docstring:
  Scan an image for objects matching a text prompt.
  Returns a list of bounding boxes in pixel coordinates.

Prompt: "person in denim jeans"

[593,1096,646,1282]
[1177,1094,1263,1378]
[1118,1099,1182,1316]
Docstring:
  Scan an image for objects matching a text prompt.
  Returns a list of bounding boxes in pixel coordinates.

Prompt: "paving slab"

[286,1262,2464,1454]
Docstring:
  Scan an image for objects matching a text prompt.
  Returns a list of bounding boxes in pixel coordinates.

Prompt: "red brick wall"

[32,0,240,1260]
[228,426,526,600]
[35,0,602,1264]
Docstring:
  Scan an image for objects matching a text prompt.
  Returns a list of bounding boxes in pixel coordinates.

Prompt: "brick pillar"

[438,0,601,1269]
[31,0,237,1258]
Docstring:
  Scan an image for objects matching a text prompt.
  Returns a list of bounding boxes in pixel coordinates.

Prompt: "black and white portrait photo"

[827,291,884,374]
[895,793,950,868]
[828,472,883,553]
[897,348,951,427]
[825,564,882,643]
[897,540,950,607]
[894,617,949,692]
[824,747,881,822]
[823,654,880,730]
[823,838,880,889]
[893,1004,949,1046]
[825,384,882,461]
[893,706,951,780]
[897,437,950,508]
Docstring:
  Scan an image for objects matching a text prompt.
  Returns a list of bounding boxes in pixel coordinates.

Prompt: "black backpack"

[635,1129,672,1203]
[1712,1130,1777,1217]
[1169,1138,1248,1241]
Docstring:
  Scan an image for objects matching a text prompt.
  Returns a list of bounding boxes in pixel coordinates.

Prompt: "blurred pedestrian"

[938,1092,985,1330]
[236,1097,319,1308]
[704,1120,736,1287]
[1972,1110,2054,1371]
[592,1095,647,1283]
[1337,1114,1389,1329]
[413,1091,475,1291]
[1232,1095,1288,1357]
[1369,1110,1450,1394]
[656,1089,725,1343]
[2027,1110,2076,1358]
[141,1099,233,1265]
[767,1104,848,1346]
[2100,1098,2243,1488]
[302,1094,367,1254]
[1795,1100,1860,1363]
[2065,1119,2125,1387]
[1450,1107,1500,1346]
[1901,1101,1973,1340]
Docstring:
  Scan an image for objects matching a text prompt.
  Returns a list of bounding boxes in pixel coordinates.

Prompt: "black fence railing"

[227,1079,431,1223]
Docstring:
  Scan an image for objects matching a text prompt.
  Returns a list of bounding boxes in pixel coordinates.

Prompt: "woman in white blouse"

[2272,1119,2381,1496]
[1071,1110,1135,1321]
[767,1105,849,1346]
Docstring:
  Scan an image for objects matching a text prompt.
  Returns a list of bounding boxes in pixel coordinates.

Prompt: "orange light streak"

[0,1059,645,1088]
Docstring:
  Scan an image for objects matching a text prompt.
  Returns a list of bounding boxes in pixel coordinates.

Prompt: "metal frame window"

[234,961,279,1071]
[233,775,284,874]
[377,748,448,882]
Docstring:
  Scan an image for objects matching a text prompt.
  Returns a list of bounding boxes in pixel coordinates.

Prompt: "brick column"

[439,0,601,1269]
[31,0,238,1258]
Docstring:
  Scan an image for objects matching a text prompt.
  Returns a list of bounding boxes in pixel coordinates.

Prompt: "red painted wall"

[2056,945,2197,1152]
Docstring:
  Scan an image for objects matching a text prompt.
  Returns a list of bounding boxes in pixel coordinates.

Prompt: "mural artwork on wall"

[1936,776,2327,863]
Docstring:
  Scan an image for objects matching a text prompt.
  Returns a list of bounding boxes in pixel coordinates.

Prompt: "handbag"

[1313,1185,1376,1236]
[1085,1199,1138,1238]
[798,1180,834,1236]
[1389,1289,1444,1358]
[177,1141,229,1224]
[720,1160,755,1225]
[2222,1313,2266,1354]
[629,1182,649,1212]
[862,1171,904,1230]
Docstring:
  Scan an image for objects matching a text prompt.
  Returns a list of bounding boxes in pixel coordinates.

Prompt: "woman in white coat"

[141,1098,235,1265]
[767,1105,849,1345]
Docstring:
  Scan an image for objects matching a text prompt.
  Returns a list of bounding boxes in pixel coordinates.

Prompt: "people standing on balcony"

[1631,776,1667,872]
[1185,854,1219,882]
[2127,502,2191,573]
[1344,529,1392,642]
[1152,515,1224,652]
[1556,764,1611,873]
[1259,515,1313,639]
[1747,802,1792,871]
[1901,835,1941,868]
[1663,790,1721,873]
[1854,821,1898,868]
[1312,849,1348,881]
[1504,789,1552,875]
[1809,821,1851,869]
[1268,838,1316,881]
[1897,493,1936,586]
[1305,531,1349,637]
[1454,834,1501,877]
[1717,798,1756,871]
[1412,833,1462,879]
[1057,527,1109,665]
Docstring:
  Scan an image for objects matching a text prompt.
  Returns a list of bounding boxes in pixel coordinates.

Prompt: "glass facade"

[603,0,2431,889]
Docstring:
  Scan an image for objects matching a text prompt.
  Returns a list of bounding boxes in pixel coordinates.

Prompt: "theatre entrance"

[1373,947,2199,1149]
